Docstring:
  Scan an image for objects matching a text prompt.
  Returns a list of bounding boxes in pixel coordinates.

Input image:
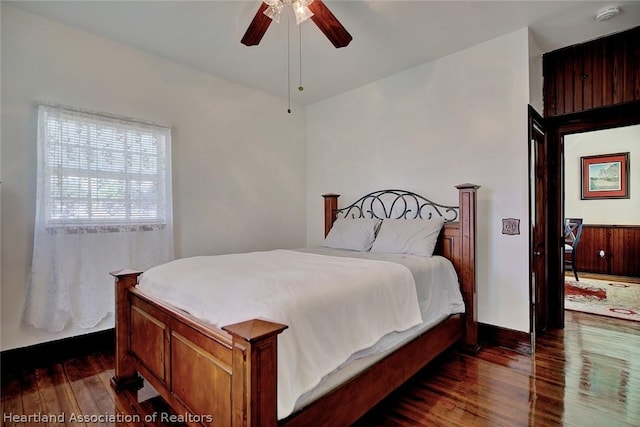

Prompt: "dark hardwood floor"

[2,311,640,426]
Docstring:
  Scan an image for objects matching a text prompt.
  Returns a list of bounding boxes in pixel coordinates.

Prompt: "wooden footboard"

[111,269,286,426]
[111,184,479,427]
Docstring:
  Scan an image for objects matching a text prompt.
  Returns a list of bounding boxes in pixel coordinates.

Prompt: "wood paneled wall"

[575,224,640,277]
[543,26,640,117]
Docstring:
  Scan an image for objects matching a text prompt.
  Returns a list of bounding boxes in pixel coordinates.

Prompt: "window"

[39,105,171,229]
[24,104,174,332]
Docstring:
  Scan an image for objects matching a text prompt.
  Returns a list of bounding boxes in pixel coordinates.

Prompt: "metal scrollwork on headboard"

[336,189,459,222]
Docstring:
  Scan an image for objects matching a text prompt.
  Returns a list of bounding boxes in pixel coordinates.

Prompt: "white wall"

[306,28,533,332]
[1,5,307,351]
[565,125,640,225]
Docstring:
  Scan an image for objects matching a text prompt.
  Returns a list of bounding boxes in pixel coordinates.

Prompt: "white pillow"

[371,218,445,257]
[322,218,382,251]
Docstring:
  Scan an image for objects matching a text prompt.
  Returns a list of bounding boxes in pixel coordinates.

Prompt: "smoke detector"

[595,6,620,22]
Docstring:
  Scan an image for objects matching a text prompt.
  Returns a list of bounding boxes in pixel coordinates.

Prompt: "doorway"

[534,102,640,333]
[562,124,640,319]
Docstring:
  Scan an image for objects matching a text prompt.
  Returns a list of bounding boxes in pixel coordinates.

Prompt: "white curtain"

[24,105,174,332]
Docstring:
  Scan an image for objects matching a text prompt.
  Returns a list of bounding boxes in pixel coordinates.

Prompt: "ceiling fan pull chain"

[287,14,292,113]
[299,23,304,92]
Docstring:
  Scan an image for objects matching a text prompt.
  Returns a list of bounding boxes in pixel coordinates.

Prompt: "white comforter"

[138,249,423,419]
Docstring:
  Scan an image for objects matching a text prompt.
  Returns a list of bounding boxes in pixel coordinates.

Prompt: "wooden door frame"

[544,101,640,329]
[529,105,547,341]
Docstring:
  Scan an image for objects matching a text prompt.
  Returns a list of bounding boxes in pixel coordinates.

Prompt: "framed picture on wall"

[581,152,630,200]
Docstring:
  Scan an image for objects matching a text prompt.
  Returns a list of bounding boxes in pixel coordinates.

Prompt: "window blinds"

[39,105,171,228]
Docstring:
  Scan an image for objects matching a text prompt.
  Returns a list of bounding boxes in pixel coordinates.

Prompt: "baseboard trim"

[1,329,114,382]
[479,323,532,355]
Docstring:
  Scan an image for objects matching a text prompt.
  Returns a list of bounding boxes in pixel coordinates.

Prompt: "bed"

[110,184,480,427]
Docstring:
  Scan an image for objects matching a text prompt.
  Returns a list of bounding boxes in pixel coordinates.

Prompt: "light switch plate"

[502,218,520,235]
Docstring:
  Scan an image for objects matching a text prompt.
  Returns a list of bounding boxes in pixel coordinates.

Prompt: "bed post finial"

[223,319,288,427]
[455,184,481,354]
[322,193,340,237]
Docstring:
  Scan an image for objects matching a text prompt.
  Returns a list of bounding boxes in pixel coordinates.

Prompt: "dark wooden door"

[529,106,548,334]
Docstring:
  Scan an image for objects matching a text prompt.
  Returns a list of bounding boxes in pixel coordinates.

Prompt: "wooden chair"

[564,218,584,281]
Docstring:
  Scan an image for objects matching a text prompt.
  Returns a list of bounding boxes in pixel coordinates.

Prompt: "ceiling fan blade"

[308,0,352,48]
[241,3,272,46]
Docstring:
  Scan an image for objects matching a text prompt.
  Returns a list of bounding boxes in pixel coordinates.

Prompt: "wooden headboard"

[322,184,480,353]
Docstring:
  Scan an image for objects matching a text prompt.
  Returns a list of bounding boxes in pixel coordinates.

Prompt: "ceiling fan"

[241,0,352,48]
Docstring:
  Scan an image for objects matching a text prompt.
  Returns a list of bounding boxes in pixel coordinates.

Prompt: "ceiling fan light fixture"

[292,0,314,25]
[243,0,351,48]
[262,0,314,25]
[264,1,284,23]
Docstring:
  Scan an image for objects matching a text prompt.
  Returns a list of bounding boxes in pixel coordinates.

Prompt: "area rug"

[565,278,640,322]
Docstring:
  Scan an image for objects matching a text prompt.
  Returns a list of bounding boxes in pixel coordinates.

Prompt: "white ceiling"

[7,1,640,106]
